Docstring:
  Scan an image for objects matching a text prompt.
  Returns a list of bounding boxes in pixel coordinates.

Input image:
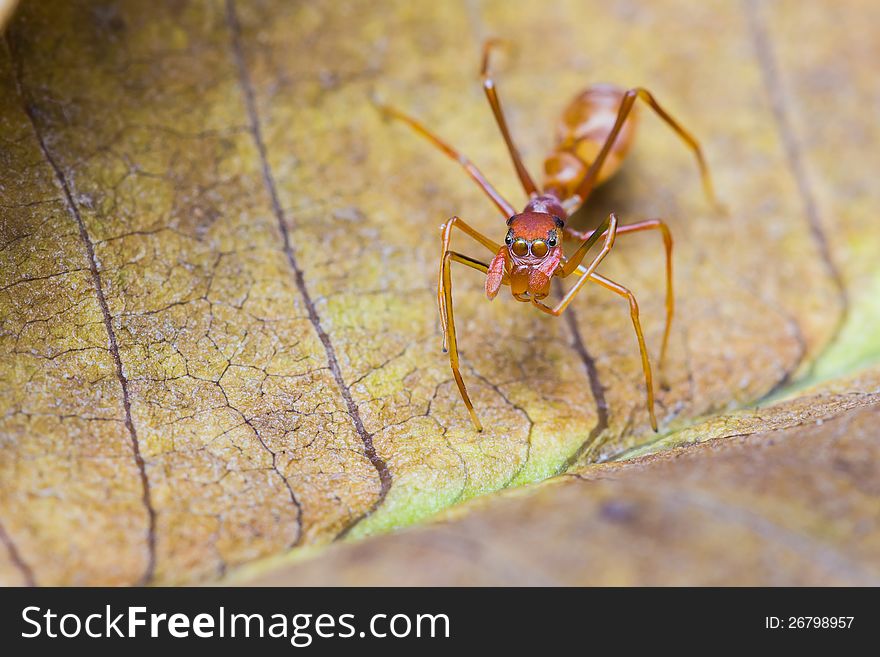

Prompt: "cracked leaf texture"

[1,0,878,585]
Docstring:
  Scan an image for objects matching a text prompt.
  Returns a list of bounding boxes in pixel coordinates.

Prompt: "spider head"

[486,212,565,301]
[504,212,564,266]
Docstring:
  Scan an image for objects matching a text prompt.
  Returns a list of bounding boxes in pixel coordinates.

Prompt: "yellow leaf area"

[0,0,876,585]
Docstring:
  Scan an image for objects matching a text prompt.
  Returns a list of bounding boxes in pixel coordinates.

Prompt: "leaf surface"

[0,0,877,585]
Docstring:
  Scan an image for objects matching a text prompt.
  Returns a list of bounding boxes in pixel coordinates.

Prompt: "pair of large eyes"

[505,235,557,257]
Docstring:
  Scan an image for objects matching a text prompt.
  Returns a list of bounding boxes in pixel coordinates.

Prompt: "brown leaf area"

[0,0,877,585]
[244,399,880,586]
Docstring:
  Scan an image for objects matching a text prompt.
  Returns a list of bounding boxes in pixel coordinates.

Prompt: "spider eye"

[531,239,548,257]
[547,237,557,247]
[511,238,529,256]
[505,233,513,245]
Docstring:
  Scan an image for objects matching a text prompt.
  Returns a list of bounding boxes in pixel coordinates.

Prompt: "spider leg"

[438,217,503,352]
[372,98,515,217]
[553,213,619,309]
[440,250,491,431]
[532,269,658,431]
[480,39,539,196]
[565,219,674,367]
[588,273,658,432]
[531,212,660,430]
[574,87,716,207]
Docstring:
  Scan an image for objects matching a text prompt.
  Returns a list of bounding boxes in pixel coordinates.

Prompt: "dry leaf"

[0,0,877,585]
[243,397,880,586]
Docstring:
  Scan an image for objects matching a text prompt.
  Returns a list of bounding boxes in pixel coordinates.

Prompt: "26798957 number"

[765,617,854,629]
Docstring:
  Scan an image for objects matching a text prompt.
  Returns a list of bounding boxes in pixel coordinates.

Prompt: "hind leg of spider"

[371,98,515,217]
[566,219,674,368]
[575,87,716,207]
[480,39,538,196]
[438,217,502,352]
[441,250,492,431]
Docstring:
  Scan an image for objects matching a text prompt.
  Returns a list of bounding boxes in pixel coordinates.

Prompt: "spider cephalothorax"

[486,212,565,301]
